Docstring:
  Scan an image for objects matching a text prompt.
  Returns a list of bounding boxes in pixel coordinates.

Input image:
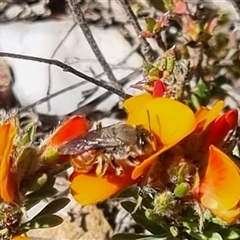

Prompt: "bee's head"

[136,125,157,153]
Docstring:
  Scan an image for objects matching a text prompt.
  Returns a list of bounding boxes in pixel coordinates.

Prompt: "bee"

[58,123,157,176]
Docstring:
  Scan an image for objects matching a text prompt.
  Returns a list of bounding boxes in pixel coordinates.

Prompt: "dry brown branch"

[0,52,131,102]
[118,0,156,62]
[67,0,123,93]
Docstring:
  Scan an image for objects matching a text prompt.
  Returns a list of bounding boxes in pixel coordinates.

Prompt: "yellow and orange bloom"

[70,93,197,205]
[62,93,240,225]
[95,94,240,225]
[192,104,240,224]
[0,118,18,203]
[199,145,240,223]
[11,235,30,240]
[138,95,240,224]
[0,115,89,203]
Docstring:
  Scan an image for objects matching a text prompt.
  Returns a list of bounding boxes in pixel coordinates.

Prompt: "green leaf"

[190,93,201,110]
[144,17,156,32]
[195,81,209,99]
[187,230,223,240]
[121,201,166,234]
[21,214,63,231]
[24,176,57,210]
[16,147,41,178]
[112,233,150,240]
[115,186,138,199]
[35,198,70,218]
[205,232,223,240]
[219,228,240,239]
[149,0,169,11]
[26,172,48,192]
[112,233,168,240]
[24,187,58,210]
[19,123,36,146]
[138,237,168,240]
[145,210,169,232]
[232,146,240,158]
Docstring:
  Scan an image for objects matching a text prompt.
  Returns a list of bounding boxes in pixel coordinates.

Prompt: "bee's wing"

[58,130,121,155]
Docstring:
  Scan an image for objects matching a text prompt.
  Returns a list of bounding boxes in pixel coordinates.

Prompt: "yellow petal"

[0,124,17,202]
[195,107,209,123]
[124,93,153,113]
[200,145,240,211]
[12,236,30,240]
[125,95,197,180]
[126,96,196,146]
[196,101,224,130]
[211,207,240,224]
[71,172,135,205]
[132,145,170,180]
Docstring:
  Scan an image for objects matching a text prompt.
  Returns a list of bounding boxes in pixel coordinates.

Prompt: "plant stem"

[0,52,131,100]
[119,0,156,62]
[67,0,124,93]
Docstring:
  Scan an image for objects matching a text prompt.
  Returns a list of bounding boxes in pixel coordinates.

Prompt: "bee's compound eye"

[138,135,145,146]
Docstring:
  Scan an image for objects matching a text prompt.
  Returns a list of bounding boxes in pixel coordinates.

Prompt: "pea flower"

[47,93,240,226]
[194,104,240,224]
[70,93,196,205]
[11,236,30,240]
[199,145,240,224]
[0,117,18,203]
[136,95,240,225]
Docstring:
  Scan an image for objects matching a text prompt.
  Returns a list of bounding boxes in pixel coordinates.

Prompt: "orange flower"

[199,146,240,223]
[45,116,89,147]
[66,93,240,225]
[0,120,17,203]
[179,101,240,223]
[70,93,197,205]
[123,95,240,224]
[181,101,237,159]
[41,116,89,164]
[125,93,197,179]
[71,170,136,205]
[12,235,30,240]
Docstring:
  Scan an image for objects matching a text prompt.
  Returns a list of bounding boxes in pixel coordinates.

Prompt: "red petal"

[204,109,238,148]
[46,116,89,146]
[153,81,167,97]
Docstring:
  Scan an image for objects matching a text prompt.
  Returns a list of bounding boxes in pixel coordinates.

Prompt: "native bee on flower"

[58,122,157,176]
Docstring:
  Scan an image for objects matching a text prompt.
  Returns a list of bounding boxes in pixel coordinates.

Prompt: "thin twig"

[67,0,123,93]
[118,0,156,62]
[0,52,131,99]
[19,81,87,112]
[19,68,140,113]
[47,23,77,111]
[70,68,141,116]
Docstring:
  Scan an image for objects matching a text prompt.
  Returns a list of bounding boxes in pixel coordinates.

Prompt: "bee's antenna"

[156,114,161,136]
[146,110,152,131]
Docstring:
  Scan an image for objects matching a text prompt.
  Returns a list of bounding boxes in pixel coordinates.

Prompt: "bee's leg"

[109,155,123,175]
[95,154,109,176]
[124,156,140,166]
[71,155,94,173]
[95,121,102,130]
